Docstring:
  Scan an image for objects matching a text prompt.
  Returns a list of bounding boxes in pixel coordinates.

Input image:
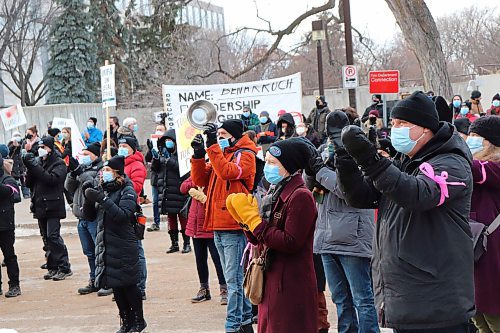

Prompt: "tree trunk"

[384,0,453,98]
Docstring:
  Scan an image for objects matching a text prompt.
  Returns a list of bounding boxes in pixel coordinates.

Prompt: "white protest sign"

[172,112,201,177]
[52,116,87,160]
[0,104,27,130]
[100,64,116,108]
[162,73,302,128]
[342,65,358,89]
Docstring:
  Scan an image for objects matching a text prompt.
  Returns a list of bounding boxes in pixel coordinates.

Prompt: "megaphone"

[187,100,217,129]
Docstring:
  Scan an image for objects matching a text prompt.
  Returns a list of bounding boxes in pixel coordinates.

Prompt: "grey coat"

[313,167,374,258]
[64,159,103,219]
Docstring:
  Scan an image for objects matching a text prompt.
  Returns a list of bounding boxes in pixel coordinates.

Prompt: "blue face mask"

[133,124,138,132]
[118,147,129,157]
[218,137,231,151]
[87,122,94,129]
[102,171,115,183]
[466,136,484,155]
[493,100,500,108]
[452,100,461,108]
[242,111,250,118]
[165,140,175,149]
[264,163,283,185]
[57,133,64,141]
[80,155,92,165]
[390,126,423,155]
[460,108,469,116]
[259,116,268,124]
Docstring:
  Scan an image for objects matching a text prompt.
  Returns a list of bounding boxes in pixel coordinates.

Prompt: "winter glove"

[334,147,358,172]
[85,187,106,203]
[228,193,262,233]
[68,156,80,171]
[151,148,159,160]
[22,152,37,168]
[226,193,243,223]
[146,139,154,151]
[191,134,206,159]
[368,126,378,146]
[304,143,324,177]
[202,122,218,148]
[188,187,207,204]
[81,180,95,195]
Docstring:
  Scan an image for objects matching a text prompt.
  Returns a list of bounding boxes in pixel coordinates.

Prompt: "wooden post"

[104,60,111,160]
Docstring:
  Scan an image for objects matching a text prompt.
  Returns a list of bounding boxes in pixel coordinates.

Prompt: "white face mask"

[296,127,306,135]
[38,147,48,158]
[155,131,164,135]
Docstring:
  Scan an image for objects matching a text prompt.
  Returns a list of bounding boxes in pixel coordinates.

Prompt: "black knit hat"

[453,118,471,136]
[118,136,137,152]
[220,119,244,139]
[326,110,350,138]
[103,155,125,175]
[391,91,440,133]
[471,90,481,99]
[434,96,452,123]
[84,142,101,158]
[48,128,61,137]
[39,136,55,150]
[469,116,500,147]
[268,138,311,174]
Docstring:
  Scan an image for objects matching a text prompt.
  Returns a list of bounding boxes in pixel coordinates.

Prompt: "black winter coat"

[64,159,103,219]
[336,122,475,330]
[361,102,384,123]
[8,143,25,178]
[147,152,168,202]
[25,153,67,220]
[0,172,21,231]
[84,179,139,289]
[160,153,188,214]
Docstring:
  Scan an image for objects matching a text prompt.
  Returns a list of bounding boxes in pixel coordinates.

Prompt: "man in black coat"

[23,136,72,281]
[0,155,22,297]
[335,91,475,332]
[361,94,384,123]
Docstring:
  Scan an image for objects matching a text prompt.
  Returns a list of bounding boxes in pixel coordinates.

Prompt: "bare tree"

[0,0,58,106]
[0,0,30,64]
[384,0,452,97]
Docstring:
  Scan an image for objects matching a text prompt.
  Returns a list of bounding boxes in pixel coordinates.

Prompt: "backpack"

[229,149,264,193]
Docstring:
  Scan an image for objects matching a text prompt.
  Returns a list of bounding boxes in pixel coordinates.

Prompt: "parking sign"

[342,65,358,89]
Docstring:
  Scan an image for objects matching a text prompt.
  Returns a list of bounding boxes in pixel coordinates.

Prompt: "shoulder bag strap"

[486,214,500,235]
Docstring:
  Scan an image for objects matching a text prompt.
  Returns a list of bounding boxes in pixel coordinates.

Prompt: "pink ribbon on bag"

[419,162,466,207]
[477,161,489,184]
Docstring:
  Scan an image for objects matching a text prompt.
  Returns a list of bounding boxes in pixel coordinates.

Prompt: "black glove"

[146,139,153,151]
[203,122,218,148]
[341,126,391,178]
[22,152,37,168]
[368,126,378,146]
[85,187,105,203]
[68,156,80,171]
[306,147,324,176]
[334,147,358,172]
[81,180,95,195]
[191,134,206,159]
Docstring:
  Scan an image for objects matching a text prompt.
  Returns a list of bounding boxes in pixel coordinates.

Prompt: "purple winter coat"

[246,174,318,333]
[470,159,500,315]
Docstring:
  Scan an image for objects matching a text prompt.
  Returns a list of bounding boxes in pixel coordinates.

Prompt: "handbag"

[180,196,192,219]
[243,247,268,305]
[470,214,500,262]
[133,205,147,240]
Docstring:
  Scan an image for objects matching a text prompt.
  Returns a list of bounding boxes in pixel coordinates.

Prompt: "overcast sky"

[209,0,497,50]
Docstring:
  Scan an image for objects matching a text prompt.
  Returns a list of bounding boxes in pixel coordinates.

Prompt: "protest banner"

[52,116,87,159]
[173,112,201,177]
[162,73,302,128]
[0,104,27,131]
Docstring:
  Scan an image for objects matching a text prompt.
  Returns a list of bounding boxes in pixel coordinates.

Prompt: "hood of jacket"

[277,113,295,128]
[224,134,258,155]
[117,126,134,137]
[159,128,176,146]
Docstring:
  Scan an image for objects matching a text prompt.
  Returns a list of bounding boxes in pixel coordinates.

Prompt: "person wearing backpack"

[466,116,500,333]
[82,155,146,333]
[190,119,256,333]
[0,154,22,297]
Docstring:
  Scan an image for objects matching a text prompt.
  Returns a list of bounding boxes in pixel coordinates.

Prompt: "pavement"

[3,180,395,333]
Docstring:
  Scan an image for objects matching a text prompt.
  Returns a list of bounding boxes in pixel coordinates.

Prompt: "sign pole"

[383,94,388,128]
[104,60,111,160]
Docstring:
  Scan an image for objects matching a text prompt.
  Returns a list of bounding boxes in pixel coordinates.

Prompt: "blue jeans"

[152,185,160,226]
[137,240,147,293]
[214,230,253,332]
[77,219,97,280]
[322,254,379,333]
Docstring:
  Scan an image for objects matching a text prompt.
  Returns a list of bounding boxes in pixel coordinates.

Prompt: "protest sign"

[162,73,302,128]
[0,104,27,131]
[173,112,201,177]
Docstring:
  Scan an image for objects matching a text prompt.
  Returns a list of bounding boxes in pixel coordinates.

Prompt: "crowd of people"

[0,90,499,333]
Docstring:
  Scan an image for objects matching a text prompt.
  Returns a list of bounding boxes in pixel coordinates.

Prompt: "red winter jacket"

[124,151,147,197]
[180,177,213,239]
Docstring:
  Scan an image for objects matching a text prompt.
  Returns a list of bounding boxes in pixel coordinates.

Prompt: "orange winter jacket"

[191,135,257,231]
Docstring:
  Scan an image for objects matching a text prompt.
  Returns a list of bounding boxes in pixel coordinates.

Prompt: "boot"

[181,231,192,254]
[166,231,179,254]
[128,310,147,333]
[239,323,254,333]
[78,280,99,295]
[191,287,211,303]
[5,285,21,298]
[116,311,133,333]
